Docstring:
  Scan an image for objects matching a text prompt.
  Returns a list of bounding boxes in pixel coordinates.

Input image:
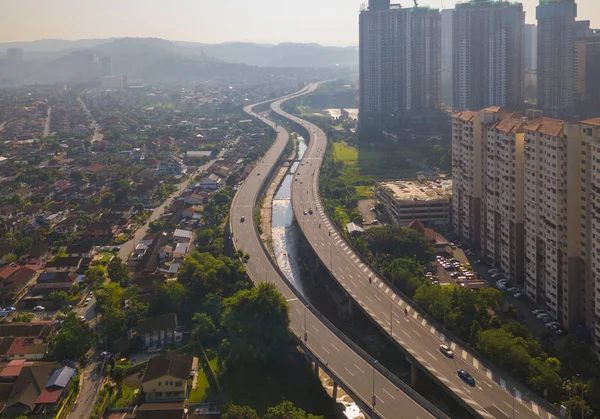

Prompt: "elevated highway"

[271,89,560,419]
[231,84,448,419]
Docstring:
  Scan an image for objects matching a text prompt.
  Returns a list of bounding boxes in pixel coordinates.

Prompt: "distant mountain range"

[0,38,357,84]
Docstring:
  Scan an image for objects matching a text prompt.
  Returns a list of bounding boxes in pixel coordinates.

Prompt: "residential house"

[88,222,114,239]
[65,243,93,258]
[141,352,194,402]
[158,246,173,261]
[0,264,20,281]
[212,165,231,178]
[137,313,182,349]
[199,174,222,191]
[173,243,188,259]
[22,205,43,219]
[2,362,62,415]
[172,229,193,244]
[54,217,78,236]
[407,220,449,252]
[44,257,81,273]
[158,155,186,176]
[184,194,208,206]
[182,206,203,221]
[0,244,16,266]
[21,244,50,265]
[0,217,22,235]
[0,267,37,303]
[140,233,156,246]
[0,206,17,220]
[33,272,77,294]
[6,337,48,360]
[36,212,65,228]
[34,366,76,408]
[132,402,186,419]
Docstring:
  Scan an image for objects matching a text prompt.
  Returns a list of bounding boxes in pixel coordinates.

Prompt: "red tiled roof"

[581,117,600,127]
[34,387,63,404]
[7,337,43,356]
[0,264,20,280]
[0,360,28,377]
[87,163,105,172]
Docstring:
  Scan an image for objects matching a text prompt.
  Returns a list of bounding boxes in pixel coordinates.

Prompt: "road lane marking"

[473,358,479,369]
[354,364,365,374]
[321,345,331,355]
[343,367,355,377]
[450,342,457,350]
[426,351,439,361]
[382,388,396,400]
[311,325,319,332]
[504,401,519,415]
[532,403,539,415]
[330,343,339,352]
[413,330,421,337]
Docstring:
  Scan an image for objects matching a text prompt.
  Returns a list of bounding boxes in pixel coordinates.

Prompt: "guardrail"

[230,90,450,419]
[274,110,562,418]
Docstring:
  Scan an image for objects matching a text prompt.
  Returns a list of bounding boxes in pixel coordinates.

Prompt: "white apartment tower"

[481,113,526,283]
[452,0,524,112]
[359,1,441,128]
[536,0,577,119]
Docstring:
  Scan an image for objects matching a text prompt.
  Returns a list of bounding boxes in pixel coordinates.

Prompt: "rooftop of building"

[524,117,564,137]
[452,110,478,122]
[581,117,600,127]
[492,118,526,134]
[379,179,452,202]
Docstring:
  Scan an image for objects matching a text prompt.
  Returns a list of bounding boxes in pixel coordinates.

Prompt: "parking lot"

[440,240,567,351]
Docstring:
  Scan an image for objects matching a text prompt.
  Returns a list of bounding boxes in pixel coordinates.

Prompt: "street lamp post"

[390,300,393,336]
[512,388,516,419]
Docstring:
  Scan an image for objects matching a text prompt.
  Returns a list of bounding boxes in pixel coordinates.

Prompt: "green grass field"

[188,357,219,403]
[356,185,375,199]
[333,142,358,163]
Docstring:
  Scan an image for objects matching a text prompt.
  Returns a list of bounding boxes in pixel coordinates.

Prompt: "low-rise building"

[376,179,452,227]
[44,257,81,273]
[137,313,182,349]
[199,174,222,190]
[172,229,193,244]
[158,155,186,176]
[142,353,194,402]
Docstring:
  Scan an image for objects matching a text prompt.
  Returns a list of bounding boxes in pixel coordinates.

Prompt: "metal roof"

[45,366,75,388]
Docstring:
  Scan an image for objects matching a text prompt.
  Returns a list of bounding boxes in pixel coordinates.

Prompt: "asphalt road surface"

[233,85,441,419]
[271,99,559,419]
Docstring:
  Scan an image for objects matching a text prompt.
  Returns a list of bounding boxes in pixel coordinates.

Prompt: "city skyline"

[1,0,599,47]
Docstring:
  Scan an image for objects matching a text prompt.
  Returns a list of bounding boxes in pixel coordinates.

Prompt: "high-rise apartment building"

[100,56,112,77]
[574,28,600,113]
[577,119,600,352]
[359,1,441,130]
[524,24,538,70]
[441,9,454,107]
[536,0,577,119]
[452,0,524,112]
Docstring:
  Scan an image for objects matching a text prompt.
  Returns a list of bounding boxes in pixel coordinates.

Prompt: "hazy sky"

[1,0,598,46]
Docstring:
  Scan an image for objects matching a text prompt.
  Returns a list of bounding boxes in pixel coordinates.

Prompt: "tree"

[264,401,323,419]
[107,256,129,285]
[86,265,107,288]
[385,258,425,297]
[48,290,69,307]
[527,357,562,401]
[221,283,290,362]
[222,405,259,419]
[149,281,186,315]
[13,312,35,323]
[52,313,95,360]
[100,192,115,208]
[70,170,85,182]
[192,313,218,346]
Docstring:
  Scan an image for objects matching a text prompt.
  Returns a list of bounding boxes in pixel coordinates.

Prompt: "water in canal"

[271,137,364,419]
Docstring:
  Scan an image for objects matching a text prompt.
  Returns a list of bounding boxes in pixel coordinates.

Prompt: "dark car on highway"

[457,369,475,386]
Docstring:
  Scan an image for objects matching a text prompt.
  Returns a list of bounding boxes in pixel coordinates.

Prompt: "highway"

[233,84,446,419]
[271,96,560,419]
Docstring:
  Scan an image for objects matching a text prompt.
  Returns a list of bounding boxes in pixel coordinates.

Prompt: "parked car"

[5,306,16,311]
[440,344,454,358]
[532,309,546,315]
[457,369,475,386]
[240,216,245,223]
[491,273,505,279]
[497,283,507,291]
[308,208,313,215]
[488,268,499,275]
[33,306,45,311]
[555,328,568,336]
[303,210,308,215]
[507,287,519,293]
[513,292,526,299]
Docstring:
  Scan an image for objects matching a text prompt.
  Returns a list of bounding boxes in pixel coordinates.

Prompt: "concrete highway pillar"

[332,382,338,401]
[314,363,320,376]
[407,358,419,388]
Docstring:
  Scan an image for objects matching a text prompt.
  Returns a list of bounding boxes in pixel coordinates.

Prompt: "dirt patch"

[358,199,376,223]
